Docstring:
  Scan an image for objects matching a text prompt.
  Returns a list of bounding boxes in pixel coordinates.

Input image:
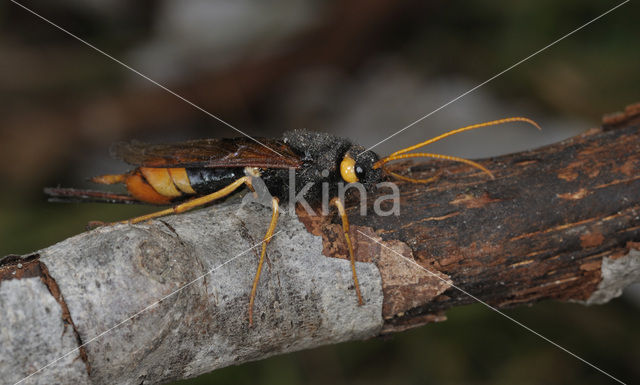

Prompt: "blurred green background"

[1,0,638,383]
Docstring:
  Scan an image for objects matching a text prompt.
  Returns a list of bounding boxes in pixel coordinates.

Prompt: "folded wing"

[110,138,302,169]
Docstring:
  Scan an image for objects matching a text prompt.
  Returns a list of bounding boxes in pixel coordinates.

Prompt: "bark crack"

[38,261,91,375]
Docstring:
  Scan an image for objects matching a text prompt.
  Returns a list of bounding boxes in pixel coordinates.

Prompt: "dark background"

[1,0,638,384]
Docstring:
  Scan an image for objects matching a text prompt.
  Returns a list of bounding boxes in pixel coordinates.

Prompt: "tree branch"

[2,104,640,384]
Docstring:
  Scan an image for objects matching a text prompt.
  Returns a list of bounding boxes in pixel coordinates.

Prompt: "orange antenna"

[380,164,438,184]
[381,152,494,179]
[374,117,540,182]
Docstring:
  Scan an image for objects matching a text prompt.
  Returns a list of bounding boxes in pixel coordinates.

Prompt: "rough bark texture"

[2,104,640,384]
[339,102,640,332]
[1,202,384,385]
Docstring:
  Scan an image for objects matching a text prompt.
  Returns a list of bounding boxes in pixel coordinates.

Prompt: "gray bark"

[1,200,384,385]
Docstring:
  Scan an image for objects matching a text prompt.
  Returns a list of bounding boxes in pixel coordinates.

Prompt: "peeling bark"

[1,104,640,384]
[582,244,640,305]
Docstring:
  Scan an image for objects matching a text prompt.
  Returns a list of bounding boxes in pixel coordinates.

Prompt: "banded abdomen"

[92,167,245,204]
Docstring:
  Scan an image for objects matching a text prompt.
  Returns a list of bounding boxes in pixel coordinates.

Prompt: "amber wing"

[110,138,302,169]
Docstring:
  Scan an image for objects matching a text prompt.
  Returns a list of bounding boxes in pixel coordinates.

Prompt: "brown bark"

[300,102,640,332]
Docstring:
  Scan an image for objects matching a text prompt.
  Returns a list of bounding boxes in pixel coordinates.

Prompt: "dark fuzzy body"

[187,130,382,204]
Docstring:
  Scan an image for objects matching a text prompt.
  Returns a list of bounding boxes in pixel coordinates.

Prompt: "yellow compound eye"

[340,155,358,183]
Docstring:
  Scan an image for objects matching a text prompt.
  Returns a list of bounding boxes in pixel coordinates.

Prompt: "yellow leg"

[120,176,252,224]
[249,197,280,326]
[331,197,364,306]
